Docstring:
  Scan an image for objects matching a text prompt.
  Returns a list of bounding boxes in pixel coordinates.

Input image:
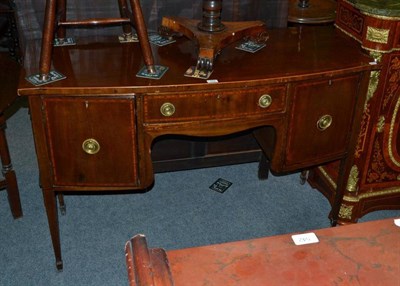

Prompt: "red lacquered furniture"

[125,218,400,286]
[307,0,400,224]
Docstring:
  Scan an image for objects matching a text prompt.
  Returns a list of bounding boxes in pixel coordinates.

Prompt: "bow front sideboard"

[18,26,376,269]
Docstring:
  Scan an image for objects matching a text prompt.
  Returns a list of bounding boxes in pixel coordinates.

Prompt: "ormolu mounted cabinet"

[308,0,400,223]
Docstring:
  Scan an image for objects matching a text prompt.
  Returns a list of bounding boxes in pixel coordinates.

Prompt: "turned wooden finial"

[198,0,226,32]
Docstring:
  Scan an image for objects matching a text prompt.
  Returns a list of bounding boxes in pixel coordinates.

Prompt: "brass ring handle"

[160,102,176,117]
[82,138,100,155]
[317,115,333,131]
[258,94,272,108]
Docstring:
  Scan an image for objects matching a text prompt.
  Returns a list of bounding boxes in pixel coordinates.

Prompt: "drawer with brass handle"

[42,97,140,187]
[285,75,360,169]
[143,85,287,123]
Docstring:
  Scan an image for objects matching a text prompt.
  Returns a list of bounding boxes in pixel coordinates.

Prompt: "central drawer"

[143,85,287,123]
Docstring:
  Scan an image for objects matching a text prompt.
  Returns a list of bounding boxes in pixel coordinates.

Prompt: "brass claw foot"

[196,57,213,72]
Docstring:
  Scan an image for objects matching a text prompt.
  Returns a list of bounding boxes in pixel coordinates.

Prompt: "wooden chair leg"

[129,0,155,73]
[118,0,134,38]
[56,0,66,40]
[39,0,57,80]
[0,115,22,218]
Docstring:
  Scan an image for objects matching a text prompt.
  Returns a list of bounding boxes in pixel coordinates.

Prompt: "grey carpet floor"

[1,104,399,285]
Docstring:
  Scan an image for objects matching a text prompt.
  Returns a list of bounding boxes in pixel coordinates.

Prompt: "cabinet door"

[43,97,139,187]
[285,75,360,169]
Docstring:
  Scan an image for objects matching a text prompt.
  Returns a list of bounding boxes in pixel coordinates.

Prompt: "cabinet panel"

[43,97,139,187]
[285,75,360,167]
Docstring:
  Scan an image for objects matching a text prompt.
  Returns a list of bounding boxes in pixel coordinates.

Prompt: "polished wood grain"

[288,0,337,24]
[19,26,375,269]
[20,27,373,94]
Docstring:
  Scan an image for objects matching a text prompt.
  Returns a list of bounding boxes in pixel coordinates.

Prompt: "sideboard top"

[18,26,376,96]
[347,0,400,17]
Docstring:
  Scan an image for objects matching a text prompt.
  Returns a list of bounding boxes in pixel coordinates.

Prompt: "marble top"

[347,0,400,17]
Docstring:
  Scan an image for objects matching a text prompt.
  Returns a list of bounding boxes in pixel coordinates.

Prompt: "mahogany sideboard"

[18,26,375,269]
[125,218,400,286]
[307,0,400,223]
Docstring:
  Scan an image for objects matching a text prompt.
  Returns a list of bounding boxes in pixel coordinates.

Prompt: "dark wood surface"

[19,26,375,269]
[125,218,400,286]
[288,0,337,24]
[20,27,372,95]
[0,0,21,62]
[0,52,19,112]
[0,52,22,218]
